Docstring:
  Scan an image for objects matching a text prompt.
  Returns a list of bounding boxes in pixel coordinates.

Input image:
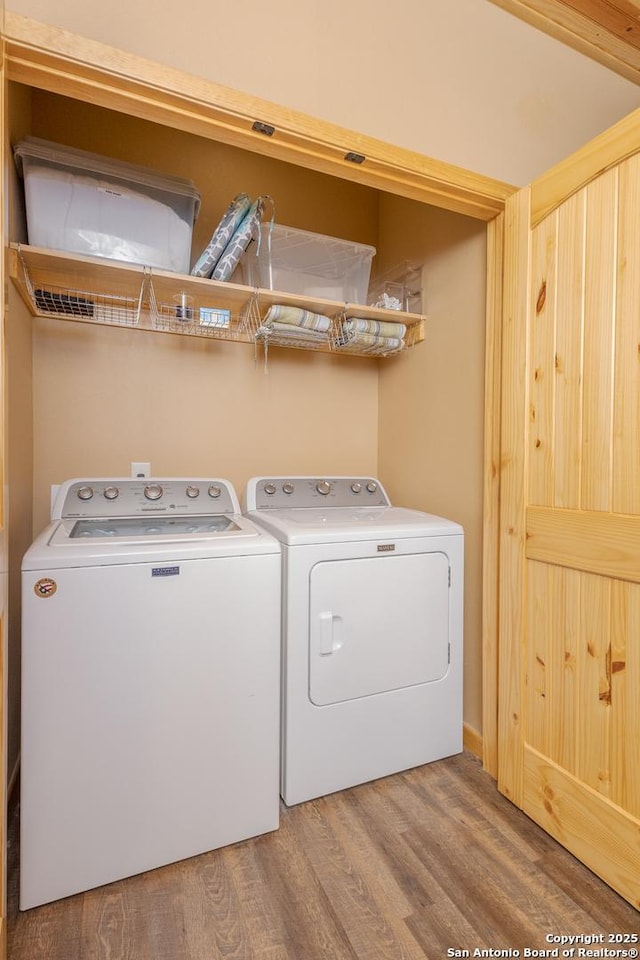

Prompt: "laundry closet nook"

[2,11,507,800]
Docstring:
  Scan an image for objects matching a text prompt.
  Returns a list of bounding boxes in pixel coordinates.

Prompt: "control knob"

[366,481,378,493]
[316,480,332,496]
[76,486,94,501]
[103,486,119,500]
[208,484,222,498]
[144,483,163,501]
[264,483,277,495]
[283,482,294,494]
[351,482,362,494]
[186,485,200,499]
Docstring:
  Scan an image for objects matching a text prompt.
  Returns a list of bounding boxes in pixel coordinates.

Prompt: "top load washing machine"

[21,477,281,910]
[244,476,464,806]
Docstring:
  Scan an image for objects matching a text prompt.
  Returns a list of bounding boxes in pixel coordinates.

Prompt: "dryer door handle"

[318,611,343,655]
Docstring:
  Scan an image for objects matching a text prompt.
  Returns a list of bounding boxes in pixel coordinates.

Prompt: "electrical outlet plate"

[131,462,151,478]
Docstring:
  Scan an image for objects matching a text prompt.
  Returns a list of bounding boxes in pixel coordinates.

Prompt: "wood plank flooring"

[7,752,639,959]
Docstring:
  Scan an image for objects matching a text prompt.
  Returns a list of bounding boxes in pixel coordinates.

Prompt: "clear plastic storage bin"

[14,137,200,274]
[241,223,375,304]
[368,260,423,314]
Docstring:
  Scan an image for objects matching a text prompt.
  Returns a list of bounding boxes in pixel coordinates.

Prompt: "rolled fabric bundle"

[263,303,331,333]
[344,317,406,339]
[191,193,252,278]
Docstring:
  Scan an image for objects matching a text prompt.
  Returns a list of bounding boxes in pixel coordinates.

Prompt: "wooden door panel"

[610,579,640,818]
[529,212,556,507]
[547,565,579,772]
[523,747,640,902]
[500,153,640,908]
[554,194,585,509]
[614,154,640,515]
[576,571,612,797]
[582,171,617,512]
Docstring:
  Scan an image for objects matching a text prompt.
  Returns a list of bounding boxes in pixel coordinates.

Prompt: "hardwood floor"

[7,752,638,959]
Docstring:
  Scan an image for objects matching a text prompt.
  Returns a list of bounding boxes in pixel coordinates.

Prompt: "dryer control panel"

[247,476,390,510]
[54,478,239,519]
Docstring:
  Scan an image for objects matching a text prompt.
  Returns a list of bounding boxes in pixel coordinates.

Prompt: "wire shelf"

[30,285,142,326]
[249,302,334,355]
[330,312,417,356]
[148,280,256,342]
[15,247,143,326]
[10,246,424,356]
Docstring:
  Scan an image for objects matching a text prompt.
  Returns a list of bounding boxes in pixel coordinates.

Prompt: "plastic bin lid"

[13,136,201,219]
[268,222,376,256]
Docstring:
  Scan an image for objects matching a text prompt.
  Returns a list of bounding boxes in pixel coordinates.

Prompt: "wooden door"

[498,143,640,909]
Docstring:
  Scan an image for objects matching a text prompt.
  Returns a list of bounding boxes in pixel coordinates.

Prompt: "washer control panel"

[250,477,390,510]
[57,479,238,519]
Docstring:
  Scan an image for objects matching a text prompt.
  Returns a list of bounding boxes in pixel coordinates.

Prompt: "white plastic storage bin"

[241,224,375,304]
[13,137,200,274]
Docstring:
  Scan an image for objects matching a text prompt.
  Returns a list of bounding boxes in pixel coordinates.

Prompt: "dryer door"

[309,551,450,706]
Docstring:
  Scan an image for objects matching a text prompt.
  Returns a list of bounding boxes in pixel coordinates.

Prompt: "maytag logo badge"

[377,544,395,552]
[152,566,180,577]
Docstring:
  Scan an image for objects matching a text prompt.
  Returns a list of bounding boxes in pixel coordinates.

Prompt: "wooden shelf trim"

[2,13,516,222]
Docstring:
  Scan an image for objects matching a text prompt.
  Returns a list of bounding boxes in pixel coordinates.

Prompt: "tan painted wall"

[377,197,487,733]
[31,327,380,535]
[6,0,640,185]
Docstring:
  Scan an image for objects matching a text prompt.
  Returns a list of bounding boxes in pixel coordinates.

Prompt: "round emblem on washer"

[34,577,57,599]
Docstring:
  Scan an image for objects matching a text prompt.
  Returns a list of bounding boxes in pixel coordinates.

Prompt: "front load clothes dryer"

[20,477,281,910]
[244,476,464,807]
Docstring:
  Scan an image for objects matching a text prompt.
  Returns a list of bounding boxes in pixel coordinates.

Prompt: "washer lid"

[247,505,463,546]
[66,514,240,539]
[23,513,280,569]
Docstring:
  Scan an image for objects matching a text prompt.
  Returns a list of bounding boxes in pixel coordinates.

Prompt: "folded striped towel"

[255,320,329,343]
[334,329,404,354]
[343,317,406,339]
[263,304,332,333]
